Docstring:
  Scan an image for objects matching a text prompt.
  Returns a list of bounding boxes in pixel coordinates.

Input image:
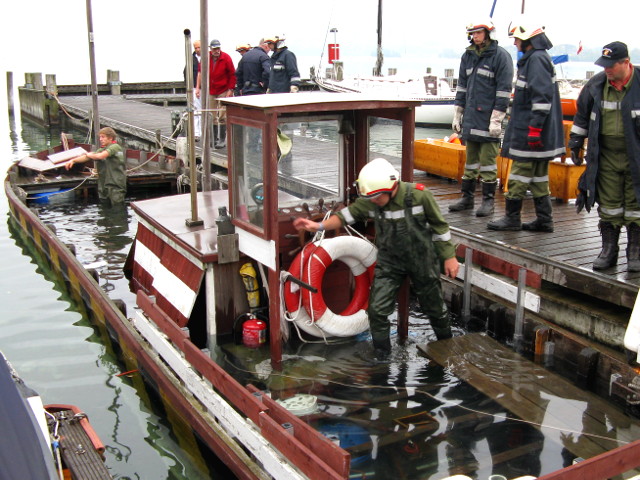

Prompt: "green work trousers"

[462,140,499,183]
[597,136,640,227]
[505,160,550,199]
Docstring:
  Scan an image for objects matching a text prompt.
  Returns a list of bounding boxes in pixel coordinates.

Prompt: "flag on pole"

[577,41,583,55]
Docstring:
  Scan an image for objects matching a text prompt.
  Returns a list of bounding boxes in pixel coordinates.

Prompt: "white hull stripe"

[135,240,199,319]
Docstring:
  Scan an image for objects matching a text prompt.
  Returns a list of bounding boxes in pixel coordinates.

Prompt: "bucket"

[242,318,267,348]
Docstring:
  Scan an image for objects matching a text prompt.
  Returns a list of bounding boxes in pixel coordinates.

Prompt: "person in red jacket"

[195,39,236,148]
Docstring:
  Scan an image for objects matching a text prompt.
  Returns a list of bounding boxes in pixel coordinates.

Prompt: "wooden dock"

[425,173,640,309]
[55,95,228,168]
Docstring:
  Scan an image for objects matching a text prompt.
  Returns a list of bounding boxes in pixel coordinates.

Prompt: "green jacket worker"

[65,127,126,205]
[293,158,459,356]
[569,41,640,271]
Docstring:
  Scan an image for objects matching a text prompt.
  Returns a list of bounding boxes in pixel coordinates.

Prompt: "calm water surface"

[0,119,217,479]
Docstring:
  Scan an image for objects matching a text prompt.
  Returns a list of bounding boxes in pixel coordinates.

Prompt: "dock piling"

[514,267,527,345]
[462,247,473,324]
[6,71,14,114]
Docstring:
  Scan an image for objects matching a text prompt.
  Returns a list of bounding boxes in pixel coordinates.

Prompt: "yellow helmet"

[508,22,545,41]
[355,158,399,198]
[236,43,251,53]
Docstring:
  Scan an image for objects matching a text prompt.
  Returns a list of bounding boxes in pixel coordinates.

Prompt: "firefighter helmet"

[466,18,496,40]
[355,158,399,198]
[508,22,545,41]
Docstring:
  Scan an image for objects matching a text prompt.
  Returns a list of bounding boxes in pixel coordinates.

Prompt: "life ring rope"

[282,224,377,339]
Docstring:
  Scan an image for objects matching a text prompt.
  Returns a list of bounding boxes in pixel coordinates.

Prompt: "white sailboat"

[312,0,455,126]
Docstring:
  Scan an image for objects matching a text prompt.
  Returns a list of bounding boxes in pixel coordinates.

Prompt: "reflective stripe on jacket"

[455,40,514,143]
[501,48,565,162]
[569,67,640,210]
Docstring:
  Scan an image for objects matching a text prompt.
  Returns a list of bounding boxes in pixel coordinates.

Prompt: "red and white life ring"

[284,236,377,337]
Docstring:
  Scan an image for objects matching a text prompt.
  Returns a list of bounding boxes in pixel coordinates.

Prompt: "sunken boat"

[7,91,640,479]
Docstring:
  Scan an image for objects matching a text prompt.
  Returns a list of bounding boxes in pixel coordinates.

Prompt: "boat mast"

[85,0,100,146]
[200,0,211,192]
[373,0,383,76]
[184,29,204,228]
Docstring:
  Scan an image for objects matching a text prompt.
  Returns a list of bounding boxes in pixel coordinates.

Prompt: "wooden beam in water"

[418,333,639,462]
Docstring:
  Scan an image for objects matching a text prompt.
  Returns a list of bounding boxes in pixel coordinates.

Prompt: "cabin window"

[368,116,402,176]
[275,116,344,209]
[231,124,265,230]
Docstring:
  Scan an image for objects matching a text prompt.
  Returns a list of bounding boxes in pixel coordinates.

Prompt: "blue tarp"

[552,54,569,65]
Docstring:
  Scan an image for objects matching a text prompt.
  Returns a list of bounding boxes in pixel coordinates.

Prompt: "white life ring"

[284,236,377,337]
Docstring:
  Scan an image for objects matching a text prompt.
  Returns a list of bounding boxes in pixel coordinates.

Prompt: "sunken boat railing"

[136,290,351,479]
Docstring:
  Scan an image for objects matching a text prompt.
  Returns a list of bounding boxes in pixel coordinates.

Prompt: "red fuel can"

[242,318,267,348]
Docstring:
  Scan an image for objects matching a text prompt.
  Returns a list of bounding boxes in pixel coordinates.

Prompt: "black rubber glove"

[570,147,584,166]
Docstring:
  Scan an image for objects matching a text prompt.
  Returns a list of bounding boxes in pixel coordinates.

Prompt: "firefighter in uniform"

[293,158,460,356]
[569,41,640,271]
[450,18,513,217]
[264,34,301,93]
[487,23,564,232]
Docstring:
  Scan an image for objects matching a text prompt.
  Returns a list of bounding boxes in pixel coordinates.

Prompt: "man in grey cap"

[569,41,640,271]
[195,39,236,148]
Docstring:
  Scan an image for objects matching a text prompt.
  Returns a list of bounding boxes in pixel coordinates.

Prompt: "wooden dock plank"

[418,333,639,462]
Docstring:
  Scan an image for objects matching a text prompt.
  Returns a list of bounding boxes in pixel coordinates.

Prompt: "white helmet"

[508,22,545,41]
[355,158,399,198]
[466,18,496,40]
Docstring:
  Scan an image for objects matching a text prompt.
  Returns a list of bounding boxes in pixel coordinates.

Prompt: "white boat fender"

[624,289,640,363]
[283,236,376,337]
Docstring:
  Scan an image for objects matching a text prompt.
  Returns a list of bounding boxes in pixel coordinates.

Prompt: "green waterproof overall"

[96,143,126,205]
[368,185,452,344]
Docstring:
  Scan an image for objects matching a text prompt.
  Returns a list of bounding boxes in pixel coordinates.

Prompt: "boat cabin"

[129,92,422,366]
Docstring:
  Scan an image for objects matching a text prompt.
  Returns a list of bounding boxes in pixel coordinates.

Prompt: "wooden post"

[27,72,43,90]
[6,72,14,114]
[107,69,121,95]
[45,74,59,125]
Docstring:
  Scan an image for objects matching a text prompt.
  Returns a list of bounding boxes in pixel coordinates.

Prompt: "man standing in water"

[65,127,126,206]
[449,18,513,217]
[487,23,564,232]
[293,158,459,358]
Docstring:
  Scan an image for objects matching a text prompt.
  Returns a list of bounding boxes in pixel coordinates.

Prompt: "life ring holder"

[283,234,377,338]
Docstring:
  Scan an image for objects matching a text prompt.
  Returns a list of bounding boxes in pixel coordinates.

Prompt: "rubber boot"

[212,125,219,148]
[626,223,640,272]
[487,198,523,231]
[431,315,453,340]
[215,125,227,149]
[475,181,496,217]
[372,336,391,360]
[449,178,476,212]
[522,195,554,232]
[593,221,621,270]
